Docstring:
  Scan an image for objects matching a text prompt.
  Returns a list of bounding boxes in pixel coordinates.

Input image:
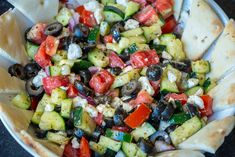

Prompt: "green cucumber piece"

[88,27,100,44]
[196,73,206,86]
[185,86,204,96]
[142,23,162,42]
[49,65,61,76]
[128,35,146,44]
[131,122,156,141]
[103,6,124,22]
[56,7,72,26]
[136,44,150,50]
[60,99,72,118]
[52,50,67,63]
[100,21,110,36]
[192,60,210,74]
[11,92,30,110]
[121,28,143,37]
[203,78,217,93]
[46,132,69,145]
[88,48,109,67]
[26,41,39,60]
[125,1,140,19]
[51,88,67,105]
[89,141,107,155]
[170,116,202,146]
[98,136,122,152]
[122,142,138,157]
[118,37,130,49]
[39,111,65,131]
[71,60,93,73]
[105,129,133,142]
[106,43,123,54]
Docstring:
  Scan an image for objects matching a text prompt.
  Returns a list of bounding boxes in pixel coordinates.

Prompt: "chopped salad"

[8,0,216,156]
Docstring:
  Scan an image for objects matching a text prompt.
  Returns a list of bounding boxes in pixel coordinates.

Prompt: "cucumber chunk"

[142,23,162,43]
[51,88,67,105]
[122,142,138,157]
[192,60,210,74]
[61,99,72,118]
[49,65,61,76]
[26,41,39,60]
[131,122,156,141]
[56,7,72,26]
[89,141,107,155]
[185,86,204,96]
[98,136,122,152]
[121,28,143,37]
[12,92,31,110]
[104,6,124,23]
[100,21,110,36]
[125,1,140,19]
[88,48,109,67]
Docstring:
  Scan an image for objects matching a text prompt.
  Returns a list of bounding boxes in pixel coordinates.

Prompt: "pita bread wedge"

[178,116,235,154]
[154,149,205,157]
[181,0,223,60]
[0,10,28,65]
[0,67,25,93]
[208,70,235,112]
[7,0,59,23]
[208,19,235,80]
[173,0,184,21]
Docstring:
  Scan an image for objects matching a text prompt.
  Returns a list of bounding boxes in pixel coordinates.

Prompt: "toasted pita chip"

[208,19,235,80]
[208,70,235,112]
[154,149,205,157]
[0,10,28,65]
[0,67,25,93]
[173,0,184,21]
[7,0,59,23]
[178,116,235,153]
[181,0,223,60]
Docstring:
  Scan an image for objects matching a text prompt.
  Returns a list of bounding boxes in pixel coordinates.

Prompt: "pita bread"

[208,19,235,80]
[181,0,223,60]
[0,10,28,65]
[154,150,205,157]
[0,67,25,94]
[208,70,235,112]
[7,0,59,23]
[173,0,184,21]
[178,116,235,153]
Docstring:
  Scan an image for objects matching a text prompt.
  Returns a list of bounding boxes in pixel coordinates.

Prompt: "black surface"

[0,0,235,157]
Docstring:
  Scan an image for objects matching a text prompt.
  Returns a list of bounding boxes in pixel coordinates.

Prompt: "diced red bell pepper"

[79,137,91,157]
[67,84,79,98]
[89,70,114,94]
[130,50,160,68]
[34,41,52,68]
[162,16,177,34]
[63,142,80,157]
[165,93,188,105]
[104,34,113,44]
[154,0,174,19]
[200,95,213,117]
[42,76,70,95]
[109,52,125,69]
[124,104,151,129]
[130,90,153,106]
[94,112,103,125]
[76,6,97,27]
[134,5,157,24]
[44,36,59,56]
[112,126,131,133]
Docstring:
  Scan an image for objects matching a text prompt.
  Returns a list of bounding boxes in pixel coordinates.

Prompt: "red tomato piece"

[162,16,177,34]
[79,137,91,157]
[200,95,213,117]
[44,36,59,56]
[130,50,160,68]
[67,84,79,98]
[142,14,159,26]
[112,126,131,133]
[94,112,103,125]
[124,104,151,129]
[89,70,114,94]
[42,76,70,95]
[134,5,157,24]
[76,6,97,27]
[131,90,153,106]
[104,34,113,44]
[63,142,79,157]
[165,93,188,105]
[109,52,125,69]
[34,41,52,68]
[154,0,173,19]
[27,23,47,45]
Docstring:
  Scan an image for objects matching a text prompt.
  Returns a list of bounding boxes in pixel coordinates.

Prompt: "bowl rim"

[0,0,230,156]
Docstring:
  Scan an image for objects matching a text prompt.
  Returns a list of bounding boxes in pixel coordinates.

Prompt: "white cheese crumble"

[85,105,98,118]
[68,43,83,60]
[111,97,133,112]
[73,96,88,108]
[44,104,54,112]
[84,0,103,12]
[187,95,204,109]
[71,137,80,149]
[96,104,115,118]
[138,76,155,96]
[194,88,204,96]
[162,51,172,60]
[61,65,71,75]
[32,69,47,88]
[124,19,139,30]
[167,71,177,83]
[153,38,161,45]
[116,0,129,7]
[94,9,104,24]
[187,78,199,88]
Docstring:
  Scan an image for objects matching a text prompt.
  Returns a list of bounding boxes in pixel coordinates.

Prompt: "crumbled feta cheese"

[153,38,161,45]
[71,137,80,149]
[85,105,98,118]
[32,69,47,88]
[194,88,204,96]
[116,0,129,7]
[187,78,199,88]
[167,71,177,83]
[73,96,88,108]
[84,0,103,11]
[138,76,155,96]
[61,65,71,75]
[44,104,54,112]
[96,104,106,113]
[124,19,139,30]
[121,96,132,101]
[111,97,133,112]
[122,102,133,112]
[96,104,115,118]
[162,51,172,60]
[68,43,83,60]
[187,95,204,109]
[94,8,104,24]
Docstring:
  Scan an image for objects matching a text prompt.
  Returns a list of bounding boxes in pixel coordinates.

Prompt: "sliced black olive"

[160,102,175,121]
[149,103,166,121]
[137,138,154,154]
[73,24,90,39]
[59,36,80,50]
[74,128,85,139]
[35,128,47,138]
[8,64,26,80]
[54,105,61,113]
[65,118,74,129]
[79,42,96,53]
[150,130,171,144]
[74,80,93,96]
[165,124,178,134]
[154,140,175,153]
[121,80,140,96]
[94,95,112,105]
[109,67,122,76]
[183,103,200,117]
[79,70,92,85]
[24,62,41,79]
[66,129,74,137]
[91,126,105,143]
[25,78,44,96]
[44,22,63,36]
[169,59,191,73]
[111,22,124,42]
[113,107,128,126]
[104,118,114,128]
[147,64,163,81]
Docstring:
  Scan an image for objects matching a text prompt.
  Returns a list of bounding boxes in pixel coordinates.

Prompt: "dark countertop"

[0,0,235,157]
